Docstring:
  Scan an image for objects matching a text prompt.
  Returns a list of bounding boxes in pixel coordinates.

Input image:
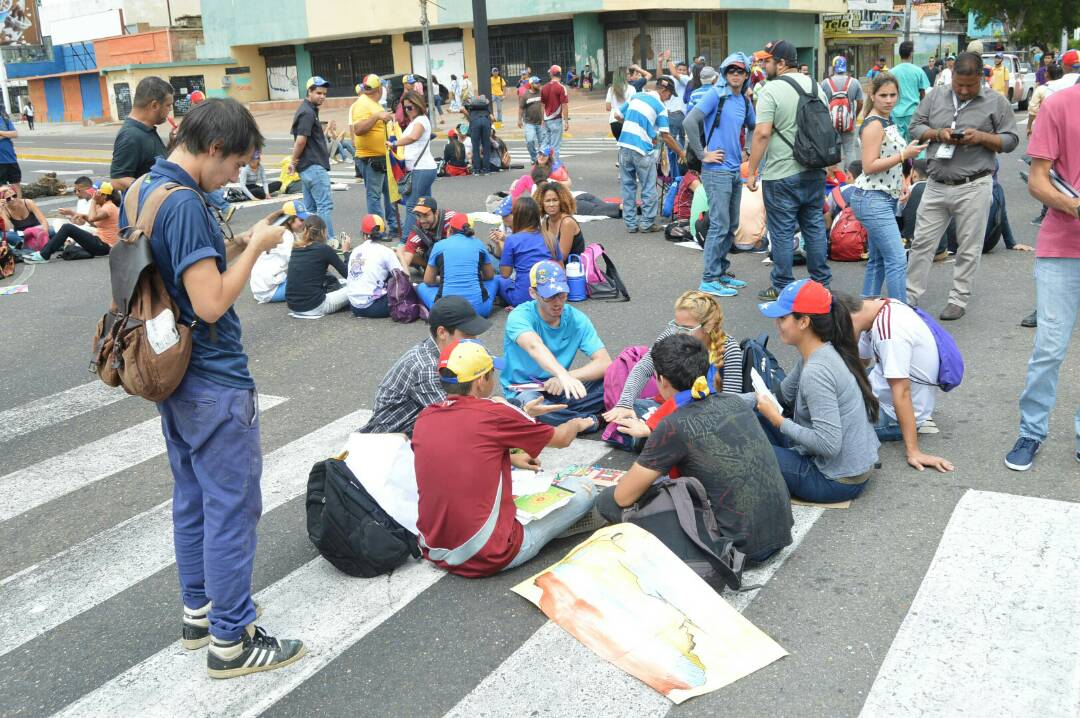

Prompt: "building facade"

[199,0,842,102]
[4,41,110,122]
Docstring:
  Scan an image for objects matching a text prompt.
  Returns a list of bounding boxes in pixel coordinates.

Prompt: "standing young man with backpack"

[683,52,756,298]
[821,56,864,165]
[134,98,305,678]
[747,39,836,301]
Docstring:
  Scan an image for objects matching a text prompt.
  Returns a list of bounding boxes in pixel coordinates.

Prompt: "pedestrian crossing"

[2,380,1075,717]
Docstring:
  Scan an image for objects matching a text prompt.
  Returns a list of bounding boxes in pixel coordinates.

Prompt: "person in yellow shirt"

[351,74,401,238]
[990,53,1011,98]
[490,66,506,126]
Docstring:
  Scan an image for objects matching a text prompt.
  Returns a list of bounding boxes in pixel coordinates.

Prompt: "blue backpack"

[910,307,964,391]
[740,333,786,397]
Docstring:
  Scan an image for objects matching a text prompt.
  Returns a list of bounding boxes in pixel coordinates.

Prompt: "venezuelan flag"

[386,120,407,203]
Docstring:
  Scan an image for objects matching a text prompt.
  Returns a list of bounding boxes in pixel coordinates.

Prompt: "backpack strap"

[773,75,814,151]
[825,77,838,96]
[665,478,744,590]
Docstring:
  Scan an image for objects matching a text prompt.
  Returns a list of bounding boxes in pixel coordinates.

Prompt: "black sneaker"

[207,624,306,679]
[183,601,262,650]
[757,286,780,301]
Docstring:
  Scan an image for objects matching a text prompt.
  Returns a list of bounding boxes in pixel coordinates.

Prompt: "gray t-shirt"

[777,343,880,480]
[821,73,864,105]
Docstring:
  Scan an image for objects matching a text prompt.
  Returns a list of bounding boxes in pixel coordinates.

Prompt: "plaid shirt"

[360,337,445,435]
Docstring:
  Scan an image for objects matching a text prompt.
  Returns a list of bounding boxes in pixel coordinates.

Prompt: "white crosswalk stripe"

[0,381,127,443]
[0,395,287,522]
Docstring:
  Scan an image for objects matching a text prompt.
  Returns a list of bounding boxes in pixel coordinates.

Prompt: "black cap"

[656,75,677,93]
[428,296,491,336]
[413,196,437,214]
[756,40,798,65]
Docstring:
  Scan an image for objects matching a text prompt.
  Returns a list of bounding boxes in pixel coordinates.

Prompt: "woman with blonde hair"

[535,181,585,261]
[603,290,744,422]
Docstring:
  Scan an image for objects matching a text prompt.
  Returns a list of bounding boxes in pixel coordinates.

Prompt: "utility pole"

[472,0,491,98]
[420,0,434,129]
[903,0,914,44]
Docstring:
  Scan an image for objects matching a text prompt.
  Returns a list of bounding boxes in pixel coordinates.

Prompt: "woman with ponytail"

[603,290,743,423]
[601,333,794,563]
[755,279,881,503]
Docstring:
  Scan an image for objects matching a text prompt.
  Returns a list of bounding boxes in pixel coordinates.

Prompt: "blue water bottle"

[565,254,587,301]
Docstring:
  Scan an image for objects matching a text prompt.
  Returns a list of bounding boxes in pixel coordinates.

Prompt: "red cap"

[1062,49,1080,68]
[549,64,562,75]
[447,212,470,232]
[361,214,385,236]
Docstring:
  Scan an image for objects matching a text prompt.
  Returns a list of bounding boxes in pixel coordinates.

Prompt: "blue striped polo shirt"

[616,92,670,157]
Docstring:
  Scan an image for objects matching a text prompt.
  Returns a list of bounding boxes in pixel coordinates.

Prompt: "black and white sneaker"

[182,601,262,650]
[207,624,306,679]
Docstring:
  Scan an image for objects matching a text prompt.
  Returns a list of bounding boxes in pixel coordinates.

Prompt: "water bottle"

[565,254,587,302]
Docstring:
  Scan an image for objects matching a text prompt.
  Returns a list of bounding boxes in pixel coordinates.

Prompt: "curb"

[19,153,111,163]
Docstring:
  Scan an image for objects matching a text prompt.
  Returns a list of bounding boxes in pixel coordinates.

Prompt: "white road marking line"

[0,381,127,443]
[51,437,612,716]
[0,407,365,661]
[860,490,1080,718]
[0,395,287,522]
[446,503,824,716]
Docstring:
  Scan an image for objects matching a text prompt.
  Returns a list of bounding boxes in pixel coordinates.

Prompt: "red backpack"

[825,77,855,134]
[828,187,867,262]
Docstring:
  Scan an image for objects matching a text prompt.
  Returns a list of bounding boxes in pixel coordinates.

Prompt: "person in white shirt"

[605,68,637,139]
[661,51,691,146]
[843,295,955,472]
[347,214,404,318]
[249,200,306,303]
[935,55,955,87]
[390,91,437,238]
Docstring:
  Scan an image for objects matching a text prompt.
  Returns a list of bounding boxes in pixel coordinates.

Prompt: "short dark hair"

[651,334,709,392]
[173,98,264,157]
[899,41,914,60]
[73,176,92,187]
[954,52,982,76]
[530,164,550,184]
[912,158,928,178]
[1048,64,1064,81]
[439,368,489,395]
[846,160,863,179]
[133,76,173,108]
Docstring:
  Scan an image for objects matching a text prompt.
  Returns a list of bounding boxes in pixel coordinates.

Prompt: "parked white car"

[982,53,1037,109]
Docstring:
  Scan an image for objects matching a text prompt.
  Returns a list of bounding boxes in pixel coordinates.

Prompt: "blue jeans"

[851,188,906,299]
[668,111,686,148]
[701,169,741,281]
[492,96,504,123]
[157,372,262,641]
[762,170,832,291]
[502,475,596,571]
[524,123,542,163]
[206,189,230,212]
[875,411,904,441]
[351,294,390,318]
[772,446,867,503]
[334,138,355,163]
[270,281,287,303]
[402,168,437,238]
[470,118,492,174]
[619,147,658,231]
[415,279,498,318]
[1019,257,1080,451]
[299,164,334,239]
[357,158,400,237]
[543,118,564,155]
[510,379,605,428]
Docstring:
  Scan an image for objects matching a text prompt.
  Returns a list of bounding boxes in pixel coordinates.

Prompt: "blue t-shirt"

[502,301,605,394]
[0,117,16,164]
[124,159,253,389]
[499,230,557,306]
[693,87,756,173]
[889,62,930,119]
[427,233,495,308]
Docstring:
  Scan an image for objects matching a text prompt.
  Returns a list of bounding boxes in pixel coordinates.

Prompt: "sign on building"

[0,0,41,46]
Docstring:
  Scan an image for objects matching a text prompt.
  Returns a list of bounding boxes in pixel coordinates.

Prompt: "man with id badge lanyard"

[905,52,1019,321]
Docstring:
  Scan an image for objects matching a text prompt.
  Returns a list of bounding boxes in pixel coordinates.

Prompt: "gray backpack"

[605,476,745,592]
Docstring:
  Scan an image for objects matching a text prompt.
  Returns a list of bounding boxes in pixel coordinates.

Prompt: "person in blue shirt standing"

[416,211,499,317]
[130,98,306,678]
[684,52,756,298]
[614,77,686,233]
[0,108,21,186]
[889,41,931,141]
[502,260,612,429]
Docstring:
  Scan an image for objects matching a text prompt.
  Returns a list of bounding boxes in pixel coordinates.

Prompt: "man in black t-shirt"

[462,94,492,175]
[288,76,334,238]
[109,76,173,191]
[599,334,793,561]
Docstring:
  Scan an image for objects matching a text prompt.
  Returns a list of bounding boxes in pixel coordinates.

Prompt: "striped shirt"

[616,92,670,157]
[617,328,743,408]
[686,84,717,113]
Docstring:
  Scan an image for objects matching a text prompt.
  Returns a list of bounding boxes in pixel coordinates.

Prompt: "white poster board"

[267,65,298,101]
[410,40,466,83]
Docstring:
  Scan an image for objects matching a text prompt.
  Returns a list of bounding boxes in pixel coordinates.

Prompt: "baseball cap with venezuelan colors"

[758,278,832,318]
[361,214,385,238]
[306,76,330,90]
[529,260,570,299]
[361,74,382,90]
[438,339,504,384]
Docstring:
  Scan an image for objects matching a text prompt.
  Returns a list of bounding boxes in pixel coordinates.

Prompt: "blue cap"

[539,145,554,157]
[833,56,848,73]
[529,260,570,298]
[529,76,541,85]
[496,196,514,217]
[306,76,330,90]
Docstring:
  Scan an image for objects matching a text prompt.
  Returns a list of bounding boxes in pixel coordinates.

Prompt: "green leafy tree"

[952,0,1080,49]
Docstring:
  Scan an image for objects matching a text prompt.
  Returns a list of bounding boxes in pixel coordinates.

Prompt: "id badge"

[935,143,955,160]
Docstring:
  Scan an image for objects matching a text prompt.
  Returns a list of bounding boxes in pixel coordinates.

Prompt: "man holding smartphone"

[906,51,1018,321]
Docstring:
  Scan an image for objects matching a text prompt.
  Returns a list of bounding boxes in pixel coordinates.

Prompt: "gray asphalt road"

[1,127,1077,718]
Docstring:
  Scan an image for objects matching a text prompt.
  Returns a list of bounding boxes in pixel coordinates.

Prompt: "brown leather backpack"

[90,176,207,402]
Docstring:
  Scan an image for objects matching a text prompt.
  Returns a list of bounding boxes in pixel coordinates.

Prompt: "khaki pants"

[906,176,993,309]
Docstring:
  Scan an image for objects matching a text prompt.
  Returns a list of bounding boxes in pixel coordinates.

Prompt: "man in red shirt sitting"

[413,340,596,577]
[540,65,569,158]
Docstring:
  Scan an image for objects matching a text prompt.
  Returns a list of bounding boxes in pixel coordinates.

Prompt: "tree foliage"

[952,0,1080,49]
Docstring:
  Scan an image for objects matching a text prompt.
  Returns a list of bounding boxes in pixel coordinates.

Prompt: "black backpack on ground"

[305,458,420,578]
[740,332,786,397]
[774,75,841,169]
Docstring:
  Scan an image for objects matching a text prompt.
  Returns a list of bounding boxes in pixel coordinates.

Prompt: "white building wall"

[39,0,201,38]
